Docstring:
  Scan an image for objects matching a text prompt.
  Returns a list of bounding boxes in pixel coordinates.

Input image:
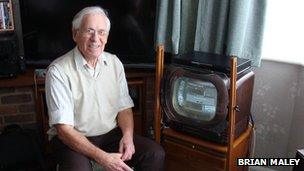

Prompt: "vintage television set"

[161,51,254,144]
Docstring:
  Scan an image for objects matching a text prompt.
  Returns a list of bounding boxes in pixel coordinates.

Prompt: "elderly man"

[45,6,165,171]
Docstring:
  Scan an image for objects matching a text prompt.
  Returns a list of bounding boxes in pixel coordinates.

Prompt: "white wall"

[287,67,304,157]
[251,60,304,171]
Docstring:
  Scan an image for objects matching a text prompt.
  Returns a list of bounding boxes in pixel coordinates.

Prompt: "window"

[261,0,304,66]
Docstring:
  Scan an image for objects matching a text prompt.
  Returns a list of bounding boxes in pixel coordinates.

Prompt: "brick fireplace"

[0,86,36,130]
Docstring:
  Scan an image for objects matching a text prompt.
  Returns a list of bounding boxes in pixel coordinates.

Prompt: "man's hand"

[101,153,133,171]
[119,134,135,161]
[116,108,135,161]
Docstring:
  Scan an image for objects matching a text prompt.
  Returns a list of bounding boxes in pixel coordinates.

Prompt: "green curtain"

[155,0,267,66]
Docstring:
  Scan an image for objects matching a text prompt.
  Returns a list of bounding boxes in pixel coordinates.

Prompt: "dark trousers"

[50,127,165,171]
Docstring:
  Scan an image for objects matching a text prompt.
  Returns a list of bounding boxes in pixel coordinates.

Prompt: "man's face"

[73,13,109,59]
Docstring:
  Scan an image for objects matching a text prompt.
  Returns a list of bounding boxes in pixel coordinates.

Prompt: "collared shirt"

[75,49,108,78]
[45,47,134,137]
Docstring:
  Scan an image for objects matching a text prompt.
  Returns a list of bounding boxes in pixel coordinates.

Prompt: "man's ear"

[72,29,78,42]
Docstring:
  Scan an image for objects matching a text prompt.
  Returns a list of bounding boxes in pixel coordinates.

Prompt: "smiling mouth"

[89,44,100,49]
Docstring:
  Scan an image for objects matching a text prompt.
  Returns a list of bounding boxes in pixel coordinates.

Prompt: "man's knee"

[150,141,165,160]
[51,137,92,171]
[137,137,165,161]
[132,136,165,171]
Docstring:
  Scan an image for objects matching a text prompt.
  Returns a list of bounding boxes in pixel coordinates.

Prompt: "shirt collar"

[73,46,108,70]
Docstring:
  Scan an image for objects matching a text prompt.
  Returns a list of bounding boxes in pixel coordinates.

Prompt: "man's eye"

[87,29,94,34]
[98,31,107,35]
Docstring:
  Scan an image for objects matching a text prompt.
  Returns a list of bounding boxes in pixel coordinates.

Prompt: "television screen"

[19,0,156,65]
[172,77,217,121]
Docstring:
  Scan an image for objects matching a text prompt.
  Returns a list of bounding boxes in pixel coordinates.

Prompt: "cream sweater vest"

[49,49,128,136]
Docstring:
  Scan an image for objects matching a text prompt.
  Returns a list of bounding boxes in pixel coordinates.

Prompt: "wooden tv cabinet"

[153,45,253,171]
[162,125,252,171]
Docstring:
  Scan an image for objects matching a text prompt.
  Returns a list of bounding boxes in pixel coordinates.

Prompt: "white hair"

[72,6,111,31]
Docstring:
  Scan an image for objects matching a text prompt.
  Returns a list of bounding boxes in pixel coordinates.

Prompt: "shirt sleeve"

[117,60,134,111]
[45,65,74,127]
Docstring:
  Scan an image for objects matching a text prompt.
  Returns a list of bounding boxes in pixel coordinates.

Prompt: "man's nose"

[90,32,99,41]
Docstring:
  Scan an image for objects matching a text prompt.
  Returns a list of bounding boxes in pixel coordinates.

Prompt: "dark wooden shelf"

[0,69,35,88]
